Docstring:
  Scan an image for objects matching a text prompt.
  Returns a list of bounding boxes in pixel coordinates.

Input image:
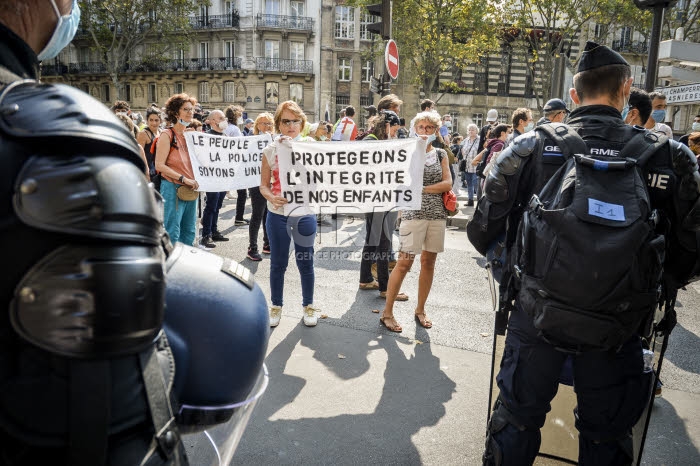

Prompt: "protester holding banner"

[198,109,231,249]
[358,111,408,301]
[376,112,452,332]
[155,93,200,246]
[247,112,275,261]
[260,101,319,327]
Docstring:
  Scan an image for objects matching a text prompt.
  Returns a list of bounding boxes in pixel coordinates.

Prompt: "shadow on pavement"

[663,323,700,375]
[642,396,700,465]
[234,318,456,464]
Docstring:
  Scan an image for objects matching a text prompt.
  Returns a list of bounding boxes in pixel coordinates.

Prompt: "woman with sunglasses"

[260,101,319,327]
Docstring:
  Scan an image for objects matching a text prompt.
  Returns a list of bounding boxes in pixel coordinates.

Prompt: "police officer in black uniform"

[468,41,700,465]
[0,2,269,465]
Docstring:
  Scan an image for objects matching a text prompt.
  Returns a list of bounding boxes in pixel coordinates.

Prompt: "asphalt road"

[193,195,699,465]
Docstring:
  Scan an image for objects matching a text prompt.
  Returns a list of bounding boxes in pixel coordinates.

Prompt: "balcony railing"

[255,57,313,73]
[611,40,648,54]
[41,57,243,76]
[189,13,240,29]
[255,14,314,31]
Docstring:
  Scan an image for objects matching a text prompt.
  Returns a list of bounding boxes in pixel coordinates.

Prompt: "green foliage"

[78,0,203,96]
[349,0,500,97]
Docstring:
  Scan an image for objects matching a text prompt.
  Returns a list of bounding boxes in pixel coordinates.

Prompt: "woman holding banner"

[155,93,200,247]
[375,112,452,332]
[358,110,408,302]
[246,112,275,261]
[260,101,319,328]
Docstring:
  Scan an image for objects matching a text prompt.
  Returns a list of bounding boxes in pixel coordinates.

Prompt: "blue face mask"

[523,122,535,132]
[652,109,666,123]
[178,119,191,127]
[621,105,630,122]
[425,134,437,145]
[38,0,81,61]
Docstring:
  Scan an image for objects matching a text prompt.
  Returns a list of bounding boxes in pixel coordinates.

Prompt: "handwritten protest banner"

[184,132,272,192]
[276,138,426,216]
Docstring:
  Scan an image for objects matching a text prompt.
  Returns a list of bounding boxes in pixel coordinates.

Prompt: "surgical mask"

[423,134,437,145]
[178,119,191,127]
[38,0,81,61]
[524,122,535,132]
[444,121,452,128]
[319,136,327,141]
[236,118,243,125]
[652,109,666,123]
[692,122,700,131]
[218,120,229,131]
[621,105,630,122]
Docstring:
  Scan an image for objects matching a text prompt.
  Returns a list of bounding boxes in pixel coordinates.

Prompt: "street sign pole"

[382,39,399,97]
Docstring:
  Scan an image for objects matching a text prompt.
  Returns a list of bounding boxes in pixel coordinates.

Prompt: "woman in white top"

[260,101,319,328]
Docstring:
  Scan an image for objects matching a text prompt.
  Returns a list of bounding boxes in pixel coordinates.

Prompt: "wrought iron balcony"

[189,13,240,29]
[611,40,648,54]
[41,57,243,76]
[255,14,314,31]
[255,57,313,74]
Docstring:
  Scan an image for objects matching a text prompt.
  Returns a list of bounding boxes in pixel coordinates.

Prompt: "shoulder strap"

[169,128,178,149]
[619,130,667,167]
[536,123,587,160]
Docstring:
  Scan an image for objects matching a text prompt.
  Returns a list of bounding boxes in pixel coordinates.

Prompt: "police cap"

[577,41,629,73]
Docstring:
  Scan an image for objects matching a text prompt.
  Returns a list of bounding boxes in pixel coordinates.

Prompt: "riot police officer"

[0,2,269,465]
[468,41,700,465]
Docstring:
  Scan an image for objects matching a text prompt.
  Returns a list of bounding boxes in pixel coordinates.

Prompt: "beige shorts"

[399,219,447,255]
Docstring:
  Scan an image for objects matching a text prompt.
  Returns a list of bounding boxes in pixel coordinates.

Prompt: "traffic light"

[366,0,392,40]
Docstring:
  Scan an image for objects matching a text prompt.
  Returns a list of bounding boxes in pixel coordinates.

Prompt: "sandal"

[415,313,433,329]
[379,315,403,333]
[379,291,409,301]
[359,281,380,290]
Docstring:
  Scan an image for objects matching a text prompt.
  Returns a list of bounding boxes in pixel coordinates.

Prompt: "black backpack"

[513,124,668,352]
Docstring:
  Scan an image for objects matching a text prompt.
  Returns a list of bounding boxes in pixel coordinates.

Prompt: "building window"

[224,81,235,102]
[102,84,111,103]
[448,112,459,134]
[473,58,488,94]
[79,46,89,64]
[290,42,304,61]
[80,83,90,94]
[497,50,511,96]
[125,84,131,102]
[335,95,350,120]
[360,95,372,107]
[265,40,279,58]
[265,0,280,15]
[338,58,352,81]
[360,11,375,40]
[472,113,483,128]
[290,83,303,106]
[335,6,355,39]
[361,60,372,83]
[199,42,209,60]
[175,82,184,95]
[224,40,235,68]
[148,83,157,104]
[620,26,632,48]
[199,81,209,103]
[290,0,305,16]
[199,4,209,17]
[225,1,234,13]
[266,82,279,106]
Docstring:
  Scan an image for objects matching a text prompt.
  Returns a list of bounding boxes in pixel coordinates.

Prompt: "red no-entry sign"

[385,40,399,80]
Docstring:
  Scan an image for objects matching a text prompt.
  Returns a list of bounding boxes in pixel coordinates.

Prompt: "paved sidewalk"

[205,197,700,465]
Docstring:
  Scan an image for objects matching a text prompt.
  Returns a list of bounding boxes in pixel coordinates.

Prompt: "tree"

[78,0,203,99]
[503,0,606,111]
[349,0,499,102]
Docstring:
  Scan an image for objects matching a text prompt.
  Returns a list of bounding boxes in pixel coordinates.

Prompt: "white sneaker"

[303,305,319,327]
[269,306,282,327]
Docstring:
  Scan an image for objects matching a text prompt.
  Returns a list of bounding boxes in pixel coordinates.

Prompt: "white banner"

[277,138,426,216]
[184,132,273,192]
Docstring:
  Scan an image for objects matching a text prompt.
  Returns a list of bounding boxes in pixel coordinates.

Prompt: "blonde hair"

[273,101,307,131]
[253,112,275,135]
[411,111,441,129]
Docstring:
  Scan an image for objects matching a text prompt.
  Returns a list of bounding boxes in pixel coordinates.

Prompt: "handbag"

[176,184,199,201]
[442,190,458,216]
[459,159,467,172]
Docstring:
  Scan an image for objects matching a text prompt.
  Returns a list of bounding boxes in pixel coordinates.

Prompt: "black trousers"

[235,189,247,221]
[359,211,397,292]
[248,187,268,250]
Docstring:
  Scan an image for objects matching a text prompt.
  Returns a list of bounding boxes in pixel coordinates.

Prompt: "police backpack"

[513,124,667,352]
